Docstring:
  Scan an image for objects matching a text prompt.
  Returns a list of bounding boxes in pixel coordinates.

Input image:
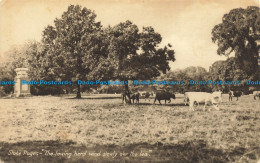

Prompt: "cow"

[187,92,220,111]
[139,91,151,101]
[145,92,150,101]
[229,91,243,101]
[121,92,140,104]
[184,92,191,105]
[154,91,175,105]
[253,91,260,100]
[130,92,140,104]
[184,92,205,106]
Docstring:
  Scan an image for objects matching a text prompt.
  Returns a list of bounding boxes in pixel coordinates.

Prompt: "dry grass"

[0,94,259,162]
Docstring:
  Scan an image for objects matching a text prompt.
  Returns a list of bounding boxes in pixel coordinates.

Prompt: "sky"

[0,0,259,70]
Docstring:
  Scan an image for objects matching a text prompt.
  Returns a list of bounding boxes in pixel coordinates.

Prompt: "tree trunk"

[124,81,131,104]
[76,84,81,98]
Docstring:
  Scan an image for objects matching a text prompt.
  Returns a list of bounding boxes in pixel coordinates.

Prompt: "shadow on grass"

[66,97,121,100]
[118,102,187,106]
[1,140,258,163]
[152,103,187,106]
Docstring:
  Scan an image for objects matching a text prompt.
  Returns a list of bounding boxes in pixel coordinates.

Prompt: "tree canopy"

[209,58,253,92]
[212,6,259,77]
[88,21,175,101]
[90,21,175,81]
[41,5,102,98]
[34,5,175,99]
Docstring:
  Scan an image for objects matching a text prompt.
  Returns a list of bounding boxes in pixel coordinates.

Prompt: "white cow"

[184,92,207,106]
[185,92,220,111]
[184,92,191,105]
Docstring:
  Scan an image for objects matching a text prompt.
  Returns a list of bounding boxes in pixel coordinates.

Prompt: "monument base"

[12,93,32,98]
[14,68,31,97]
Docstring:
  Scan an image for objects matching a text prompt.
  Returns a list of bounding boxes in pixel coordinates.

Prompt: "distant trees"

[209,58,253,92]
[162,66,210,93]
[212,6,260,79]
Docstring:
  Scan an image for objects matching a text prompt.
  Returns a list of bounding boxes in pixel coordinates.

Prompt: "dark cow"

[121,92,140,104]
[229,91,243,101]
[145,92,150,101]
[154,91,175,105]
[130,92,140,104]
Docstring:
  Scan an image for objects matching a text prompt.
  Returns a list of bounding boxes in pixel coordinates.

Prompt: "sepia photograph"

[0,0,259,162]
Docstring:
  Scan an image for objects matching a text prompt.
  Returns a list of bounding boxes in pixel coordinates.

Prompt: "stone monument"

[14,68,31,97]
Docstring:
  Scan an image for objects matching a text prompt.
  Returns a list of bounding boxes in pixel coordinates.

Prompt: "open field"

[0,94,259,163]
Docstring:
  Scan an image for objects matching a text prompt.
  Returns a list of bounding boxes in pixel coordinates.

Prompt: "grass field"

[0,94,259,163]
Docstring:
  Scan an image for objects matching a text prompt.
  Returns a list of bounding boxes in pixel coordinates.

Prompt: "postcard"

[0,0,259,162]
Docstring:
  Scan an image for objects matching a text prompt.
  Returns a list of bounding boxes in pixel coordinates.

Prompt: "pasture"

[0,94,259,163]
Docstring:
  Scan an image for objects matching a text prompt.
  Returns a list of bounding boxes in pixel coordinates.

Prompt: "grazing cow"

[130,92,140,104]
[229,91,242,101]
[187,92,220,111]
[154,91,175,105]
[184,92,191,105]
[184,92,205,106]
[145,92,150,101]
[122,92,140,104]
[253,91,260,100]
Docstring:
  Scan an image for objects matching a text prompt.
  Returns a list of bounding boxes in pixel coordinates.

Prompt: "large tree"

[212,6,260,78]
[42,5,102,98]
[89,21,175,103]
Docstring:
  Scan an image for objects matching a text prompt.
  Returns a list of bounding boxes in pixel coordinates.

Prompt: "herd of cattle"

[121,90,260,111]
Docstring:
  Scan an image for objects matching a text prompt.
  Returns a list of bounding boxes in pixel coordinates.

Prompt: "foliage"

[209,58,255,92]
[41,5,102,98]
[92,21,175,80]
[0,68,12,96]
[89,21,175,102]
[212,6,260,76]
[161,66,210,93]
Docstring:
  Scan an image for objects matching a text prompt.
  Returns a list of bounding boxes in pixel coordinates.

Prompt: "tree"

[0,41,41,95]
[0,65,14,96]
[212,6,260,78]
[42,5,102,98]
[90,21,175,103]
[166,66,210,92]
[209,58,250,92]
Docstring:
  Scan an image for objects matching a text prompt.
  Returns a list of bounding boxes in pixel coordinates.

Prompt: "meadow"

[0,94,259,163]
